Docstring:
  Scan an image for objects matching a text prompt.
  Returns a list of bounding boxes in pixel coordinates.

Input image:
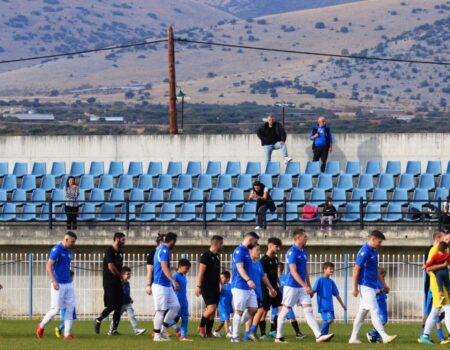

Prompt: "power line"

[175,38,450,66]
[0,39,168,65]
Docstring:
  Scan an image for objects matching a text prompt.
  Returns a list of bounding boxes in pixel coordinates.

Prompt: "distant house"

[391,114,416,122]
[3,110,55,121]
[88,115,124,123]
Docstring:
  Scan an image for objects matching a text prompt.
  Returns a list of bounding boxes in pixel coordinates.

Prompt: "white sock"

[276,306,290,339]
[163,305,180,325]
[350,309,368,340]
[369,307,388,339]
[443,304,450,335]
[424,307,440,336]
[240,310,251,327]
[232,313,242,338]
[153,310,165,332]
[40,308,59,328]
[64,319,73,336]
[303,306,321,338]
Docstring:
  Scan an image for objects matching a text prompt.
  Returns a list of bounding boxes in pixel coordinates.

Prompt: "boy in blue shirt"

[367,267,389,343]
[312,262,346,336]
[170,258,192,341]
[213,271,233,338]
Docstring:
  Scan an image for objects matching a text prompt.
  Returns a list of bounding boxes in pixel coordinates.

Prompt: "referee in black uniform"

[95,232,126,335]
[145,233,165,296]
[195,235,224,337]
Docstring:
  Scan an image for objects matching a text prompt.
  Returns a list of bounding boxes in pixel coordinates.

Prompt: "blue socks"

[320,321,330,335]
[58,322,64,332]
[437,327,445,341]
[181,316,189,337]
[243,331,250,340]
[250,325,258,334]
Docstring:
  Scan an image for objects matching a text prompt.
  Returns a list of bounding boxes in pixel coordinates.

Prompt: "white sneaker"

[348,338,362,344]
[316,333,334,343]
[160,331,170,340]
[154,334,170,342]
[254,226,262,230]
[383,335,398,344]
[226,332,233,339]
[213,331,221,337]
[135,329,146,336]
[284,157,292,164]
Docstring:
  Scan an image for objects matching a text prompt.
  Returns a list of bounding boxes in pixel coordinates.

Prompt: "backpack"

[302,205,318,219]
[409,207,422,220]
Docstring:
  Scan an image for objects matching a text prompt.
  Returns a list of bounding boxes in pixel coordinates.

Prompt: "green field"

[0,320,436,350]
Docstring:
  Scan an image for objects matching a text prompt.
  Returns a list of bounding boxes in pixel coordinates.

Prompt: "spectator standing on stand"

[310,116,333,172]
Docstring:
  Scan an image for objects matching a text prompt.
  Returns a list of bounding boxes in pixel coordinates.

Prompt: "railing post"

[282,197,287,230]
[28,253,33,320]
[344,254,349,324]
[438,198,442,231]
[359,197,364,230]
[202,198,207,230]
[126,198,130,231]
[49,197,53,230]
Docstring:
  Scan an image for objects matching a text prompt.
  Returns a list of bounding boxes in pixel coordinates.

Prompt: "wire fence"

[0,252,426,323]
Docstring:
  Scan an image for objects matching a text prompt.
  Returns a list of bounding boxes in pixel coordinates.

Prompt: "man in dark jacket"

[310,116,333,172]
[257,115,292,164]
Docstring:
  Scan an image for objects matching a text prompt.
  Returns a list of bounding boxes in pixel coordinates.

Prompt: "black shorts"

[262,288,282,311]
[103,284,123,309]
[202,289,220,306]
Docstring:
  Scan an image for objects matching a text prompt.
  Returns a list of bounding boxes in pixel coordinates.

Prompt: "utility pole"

[168,26,178,135]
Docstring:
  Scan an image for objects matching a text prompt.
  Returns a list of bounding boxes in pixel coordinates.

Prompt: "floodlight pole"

[168,26,178,135]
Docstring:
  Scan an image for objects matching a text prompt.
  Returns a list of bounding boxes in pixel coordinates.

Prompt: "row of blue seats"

[2,172,450,194]
[1,160,449,179]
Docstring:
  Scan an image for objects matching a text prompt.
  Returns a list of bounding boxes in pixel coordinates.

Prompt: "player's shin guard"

[303,306,321,338]
[276,307,289,339]
[153,310,165,332]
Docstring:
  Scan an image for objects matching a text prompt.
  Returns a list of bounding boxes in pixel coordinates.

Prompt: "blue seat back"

[0,162,8,177]
[196,174,213,191]
[138,203,156,221]
[205,161,221,177]
[147,161,163,177]
[2,175,17,192]
[265,161,281,177]
[418,174,435,191]
[245,161,261,177]
[440,174,450,189]
[365,161,381,177]
[276,174,293,191]
[89,161,104,177]
[372,188,388,206]
[342,202,360,221]
[289,188,305,206]
[324,160,340,177]
[12,189,26,204]
[426,160,442,177]
[176,174,193,191]
[127,161,143,177]
[157,174,173,191]
[31,162,47,177]
[13,162,28,177]
[297,174,313,191]
[89,188,105,206]
[168,188,184,205]
[40,175,56,191]
[398,174,415,191]
[98,175,114,191]
[178,203,196,221]
[148,189,164,205]
[384,203,403,221]
[229,188,244,206]
[158,203,177,221]
[99,203,116,220]
[385,161,401,177]
[51,189,65,205]
[236,174,252,191]
[218,203,237,221]
[357,174,374,191]
[331,188,347,208]
[351,188,367,202]
[377,174,394,191]
[51,161,66,177]
[405,161,421,176]
[31,189,46,205]
[20,175,36,191]
[216,175,232,191]
[137,174,153,191]
[129,189,145,205]
[364,202,381,221]
[109,189,125,204]
[69,161,85,177]
[392,188,408,206]
[413,188,429,206]
[186,161,202,177]
[188,188,204,206]
[80,203,96,220]
[79,175,94,191]
[305,161,321,177]
[117,174,134,191]
[309,188,326,207]
[166,161,182,177]
[209,188,224,205]
[108,161,124,177]
[336,174,353,191]
[316,174,333,191]
[225,161,241,177]
[284,161,300,177]
[270,188,285,207]
[345,161,361,177]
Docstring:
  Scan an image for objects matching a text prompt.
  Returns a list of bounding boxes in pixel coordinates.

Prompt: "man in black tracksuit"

[257,115,292,164]
[310,116,333,172]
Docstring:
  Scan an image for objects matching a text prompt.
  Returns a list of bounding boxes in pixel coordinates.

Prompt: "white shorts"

[231,288,258,311]
[152,284,180,311]
[50,282,75,318]
[282,286,312,307]
[359,285,378,311]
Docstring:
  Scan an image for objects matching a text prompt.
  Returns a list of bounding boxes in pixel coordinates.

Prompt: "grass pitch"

[0,320,435,350]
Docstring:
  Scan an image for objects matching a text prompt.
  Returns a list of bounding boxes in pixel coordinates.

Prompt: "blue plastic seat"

[168,188,184,206]
[289,188,305,207]
[31,162,47,178]
[31,189,46,206]
[109,188,125,207]
[78,189,86,203]
[0,189,7,205]
[341,202,361,222]
[264,161,281,177]
[40,175,56,192]
[440,174,450,189]
[398,174,416,192]
[0,162,8,177]
[127,161,143,177]
[434,188,449,207]
[188,188,204,207]
[216,175,233,191]
[237,202,257,222]
[236,174,253,192]
[51,189,65,207]
[363,203,382,222]
[135,203,156,222]
[176,174,193,192]
[245,161,261,177]
[372,188,388,207]
[69,162,85,177]
[116,204,136,222]
[36,204,55,222]
[156,174,173,192]
[391,188,408,207]
[166,161,182,178]
[148,189,164,206]
[305,161,321,177]
[324,161,340,177]
[297,174,313,192]
[156,203,177,222]
[266,210,278,222]
[20,175,36,192]
[97,203,116,222]
[89,188,105,206]
[89,161,104,177]
[382,203,403,222]
[129,188,145,206]
[186,161,202,178]
[270,188,285,207]
[418,174,436,191]
[16,204,37,222]
[79,175,95,191]
[405,161,421,177]
[59,175,68,189]
[331,188,347,208]
[385,161,401,177]
[0,203,16,221]
[377,174,395,192]
[285,161,300,177]
[79,203,96,221]
[196,203,217,222]
[107,161,124,177]
[351,188,367,204]
[208,188,224,207]
[446,161,450,174]
[217,203,237,222]
[13,162,28,178]
[307,188,326,207]
[284,202,300,222]
[195,174,213,192]
[365,161,381,177]
[2,175,17,192]
[426,160,442,177]
[205,161,221,178]
[137,174,153,192]
[147,161,163,178]
[55,206,67,222]
[229,188,245,206]
[225,161,241,177]
[176,203,197,222]
[316,174,333,191]
[51,161,66,178]
[117,175,134,192]
[357,174,374,192]
[258,174,273,190]
[412,188,429,207]
[98,175,114,192]
[345,161,361,177]
[12,189,26,206]
[336,174,353,192]
[403,203,423,222]
[276,174,293,191]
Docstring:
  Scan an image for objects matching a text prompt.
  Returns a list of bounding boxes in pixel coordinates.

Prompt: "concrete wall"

[0,133,448,171]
